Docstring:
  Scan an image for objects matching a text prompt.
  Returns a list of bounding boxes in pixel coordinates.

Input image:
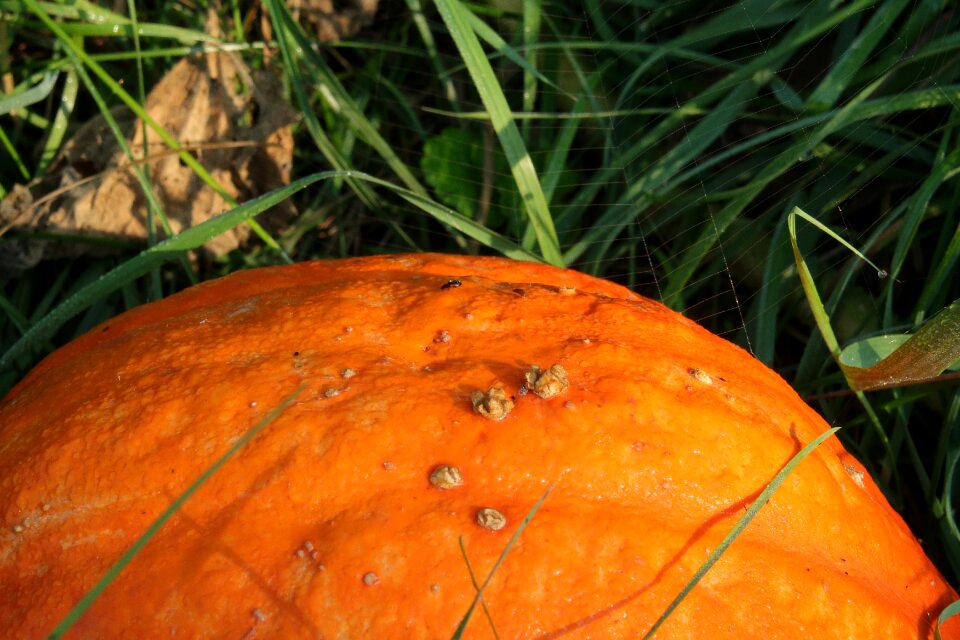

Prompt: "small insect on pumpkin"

[0,253,957,639]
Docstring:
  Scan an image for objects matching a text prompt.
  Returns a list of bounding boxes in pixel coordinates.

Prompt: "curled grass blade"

[0,69,57,116]
[642,427,840,639]
[787,207,894,471]
[434,0,562,266]
[47,385,305,639]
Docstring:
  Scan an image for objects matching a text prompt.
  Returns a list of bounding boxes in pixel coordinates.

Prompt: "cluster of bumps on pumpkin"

[0,252,958,639]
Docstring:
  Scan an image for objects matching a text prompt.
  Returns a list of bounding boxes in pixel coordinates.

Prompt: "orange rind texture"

[1,253,957,639]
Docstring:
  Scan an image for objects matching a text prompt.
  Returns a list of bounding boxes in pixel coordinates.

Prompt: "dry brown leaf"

[0,50,296,274]
[288,0,379,41]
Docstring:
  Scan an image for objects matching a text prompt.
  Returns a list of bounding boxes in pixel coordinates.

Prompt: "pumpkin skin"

[0,252,957,639]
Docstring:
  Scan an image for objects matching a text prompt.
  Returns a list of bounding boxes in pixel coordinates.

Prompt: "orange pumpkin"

[1,252,956,638]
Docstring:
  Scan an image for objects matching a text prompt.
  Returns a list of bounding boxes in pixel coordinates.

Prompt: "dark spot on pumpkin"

[293,351,300,357]
[441,279,462,290]
[101,326,110,333]
[513,288,526,296]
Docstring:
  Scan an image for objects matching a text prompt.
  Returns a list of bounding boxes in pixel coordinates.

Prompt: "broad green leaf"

[840,335,912,369]
[421,128,487,218]
[842,300,960,391]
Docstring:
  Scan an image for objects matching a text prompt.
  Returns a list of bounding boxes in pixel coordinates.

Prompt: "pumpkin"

[0,252,956,639]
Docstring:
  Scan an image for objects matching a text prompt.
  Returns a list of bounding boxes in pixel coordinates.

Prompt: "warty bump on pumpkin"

[1,253,957,638]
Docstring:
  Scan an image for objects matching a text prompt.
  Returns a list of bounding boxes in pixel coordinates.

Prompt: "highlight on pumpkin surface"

[3,253,957,638]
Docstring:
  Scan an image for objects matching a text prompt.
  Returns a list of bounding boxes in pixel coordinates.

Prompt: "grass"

[2,0,960,634]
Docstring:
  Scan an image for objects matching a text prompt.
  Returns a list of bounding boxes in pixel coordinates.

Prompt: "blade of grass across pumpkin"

[434,0,562,266]
[350,172,540,262]
[804,0,909,111]
[642,427,841,640]
[0,172,336,370]
[47,385,304,639]
[450,487,553,639]
[270,0,427,197]
[24,0,290,263]
[840,300,960,391]
[456,546,500,639]
[937,600,960,640]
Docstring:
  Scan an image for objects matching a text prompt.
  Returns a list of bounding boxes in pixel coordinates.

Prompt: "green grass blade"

[804,0,910,111]
[642,427,841,639]
[462,9,566,99]
[23,0,290,263]
[47,385,304,639]
[662,73,891,306]
[885,142,960,311]
[0,69,57,116]
[787,206,885,362]
[434,0,562,266]
[405,0,461,110]
[349,172,540,261]
[0,172,336,370]
[450,487,553,639]
[269,0,428,196]
[936,599,960,640]
[750,208,793,365]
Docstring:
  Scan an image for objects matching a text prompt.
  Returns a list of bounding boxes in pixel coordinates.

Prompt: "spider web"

[346,0,954,380]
